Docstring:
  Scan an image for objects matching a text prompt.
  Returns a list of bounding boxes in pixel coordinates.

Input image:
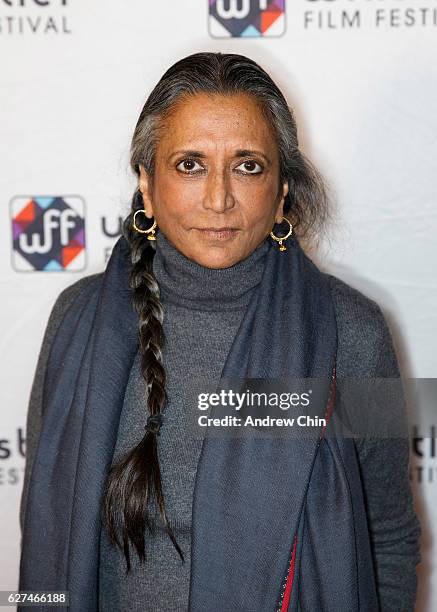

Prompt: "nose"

[202,167,235,213]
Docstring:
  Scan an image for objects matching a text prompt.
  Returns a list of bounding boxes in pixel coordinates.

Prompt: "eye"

[236,160,263,174]
[176,158,204,174]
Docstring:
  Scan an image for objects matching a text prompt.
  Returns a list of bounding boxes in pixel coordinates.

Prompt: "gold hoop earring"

[133,209,157,241]
[270,216,293,252]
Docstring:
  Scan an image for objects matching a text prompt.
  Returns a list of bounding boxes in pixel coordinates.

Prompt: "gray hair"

[129,51,330,238]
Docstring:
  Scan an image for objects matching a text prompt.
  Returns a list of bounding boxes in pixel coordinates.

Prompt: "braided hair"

[102,189,183,571]
[101,51,330,572]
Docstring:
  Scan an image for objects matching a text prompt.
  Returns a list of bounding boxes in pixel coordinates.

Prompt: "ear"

[274,181,289,224]
[138,164,155,219]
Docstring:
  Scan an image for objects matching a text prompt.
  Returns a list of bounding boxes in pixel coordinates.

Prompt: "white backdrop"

[1,1,436,609]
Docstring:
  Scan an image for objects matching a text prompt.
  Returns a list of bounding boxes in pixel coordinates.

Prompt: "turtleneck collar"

[152,230,271,312]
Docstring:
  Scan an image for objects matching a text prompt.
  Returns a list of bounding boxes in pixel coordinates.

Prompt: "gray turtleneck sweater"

[20,232,421,612]
[98,231,271,611]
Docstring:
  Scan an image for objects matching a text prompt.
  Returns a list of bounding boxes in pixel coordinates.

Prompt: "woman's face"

[138,92,288,269]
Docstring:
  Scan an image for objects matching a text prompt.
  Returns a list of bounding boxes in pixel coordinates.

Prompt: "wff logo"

[11,196,86,271]
[209,0,285,38]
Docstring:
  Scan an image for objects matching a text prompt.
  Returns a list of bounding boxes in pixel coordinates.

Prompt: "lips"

[195,228,239,240]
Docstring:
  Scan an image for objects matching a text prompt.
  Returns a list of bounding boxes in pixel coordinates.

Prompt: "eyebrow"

[170,149,272,164]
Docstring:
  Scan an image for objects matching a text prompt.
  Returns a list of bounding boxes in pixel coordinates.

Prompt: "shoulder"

[33,271,104,393]
[327,273,385,331]
[49,272,103,324]
[325,273,400,377]
[54,272,104,310]
[40,272,104,358]
[28,273,104,420]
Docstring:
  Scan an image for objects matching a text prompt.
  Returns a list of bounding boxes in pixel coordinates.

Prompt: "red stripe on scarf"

[280,535,298,611]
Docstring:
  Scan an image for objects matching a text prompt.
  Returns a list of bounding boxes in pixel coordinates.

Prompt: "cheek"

[153,175,190,219]
[155,172,199,204]
[236,183,279,222]
[234,174,278,201]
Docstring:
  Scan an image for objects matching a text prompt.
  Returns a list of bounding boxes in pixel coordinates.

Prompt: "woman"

[18,52,421,611]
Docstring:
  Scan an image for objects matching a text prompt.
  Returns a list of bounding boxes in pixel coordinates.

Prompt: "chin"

[192,250,237,270]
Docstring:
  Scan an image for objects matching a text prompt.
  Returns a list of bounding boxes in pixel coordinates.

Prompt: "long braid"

[101,190,184,572]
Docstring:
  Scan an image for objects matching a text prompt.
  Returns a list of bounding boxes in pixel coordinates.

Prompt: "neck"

[152,230,271,312]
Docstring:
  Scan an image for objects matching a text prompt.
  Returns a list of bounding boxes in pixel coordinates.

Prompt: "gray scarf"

[19,233,379,611]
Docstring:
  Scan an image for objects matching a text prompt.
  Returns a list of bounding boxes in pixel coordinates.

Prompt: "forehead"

[157,92,278,154]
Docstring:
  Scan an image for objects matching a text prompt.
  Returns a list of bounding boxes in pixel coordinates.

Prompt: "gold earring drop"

[133,209,157,241]
[270,216,293,251]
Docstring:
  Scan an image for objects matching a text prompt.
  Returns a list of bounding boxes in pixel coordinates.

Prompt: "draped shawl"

[19,233,379,611]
